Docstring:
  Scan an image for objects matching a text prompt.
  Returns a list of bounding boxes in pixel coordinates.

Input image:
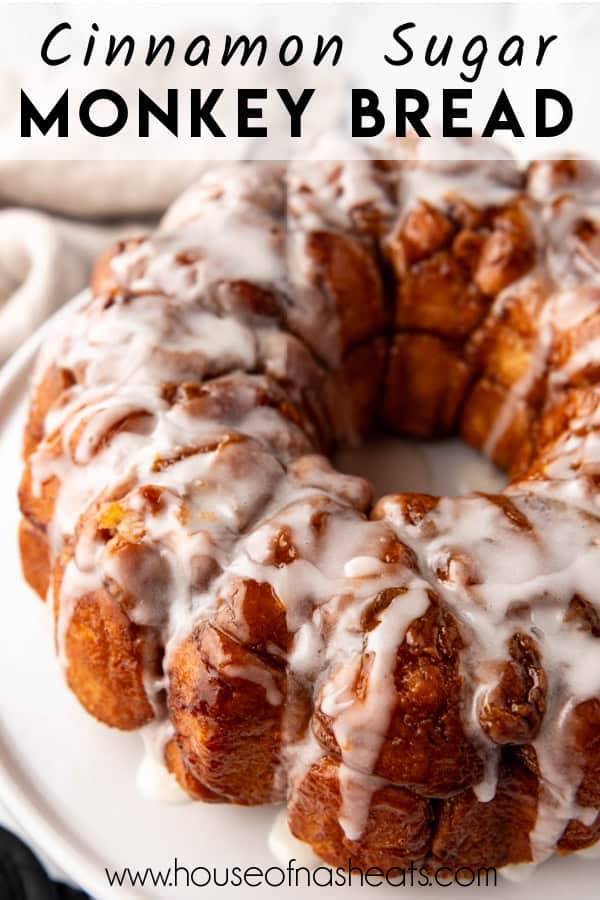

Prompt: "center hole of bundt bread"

[335,434,506,498]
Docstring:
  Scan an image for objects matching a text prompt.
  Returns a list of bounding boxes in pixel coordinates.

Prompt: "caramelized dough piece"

[314,599,483,797]
[558,813,600,855]
[549,287,600,388]
[304,230,385,351]
[371,491,440,528]
[18,518,50,599]
[432,753,538,870]
[55,553,159,730]
[214,577,289,653]
[19,435,61,531]
[473,203,537,296]
[536,386,600,453]
[288,755,433,869]
[460,377,533,470]
[168,623,287,805]
[19,403,151,532]
[326,337,388,441]
[384,186,538,448]
[461,277,553,471]
[395,200,454,264]
[92,237,146,298]
[479,633,547,745]
[23,362,76,458]
[466,277,550,392]
[387,196,535,339]
[514,701,600,853]
[519,385,600,481]
[564,698,600,808]
[384,333,472,437]
[164,738,226,802]
[396,250,489,338]
[19,373,318,551]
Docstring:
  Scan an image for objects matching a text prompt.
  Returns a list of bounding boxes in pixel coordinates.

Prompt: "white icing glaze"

[136,752,191,805]
[137,721,191,805]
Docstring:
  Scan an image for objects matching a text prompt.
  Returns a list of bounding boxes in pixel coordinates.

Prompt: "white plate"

[1,300,599,899]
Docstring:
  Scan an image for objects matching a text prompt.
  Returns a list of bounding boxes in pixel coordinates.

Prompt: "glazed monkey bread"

[18,145,600,874]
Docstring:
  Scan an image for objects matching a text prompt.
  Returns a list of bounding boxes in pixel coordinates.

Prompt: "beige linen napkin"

[0,208,143,361]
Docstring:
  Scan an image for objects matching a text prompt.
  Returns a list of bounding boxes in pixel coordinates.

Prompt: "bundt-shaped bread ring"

[18,145,600,874]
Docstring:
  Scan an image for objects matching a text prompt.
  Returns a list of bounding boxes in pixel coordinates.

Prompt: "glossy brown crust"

[304,230,386,352]
[23,362,76,458]
[384,334,472,438]
[460,378,534,471]
[479,633,547,746]
[18,518,50,599]
[288,755,434,870]
[327,337,388,441]
[462,277,552,471]
[514,696,600,854]
[467,277,551,390]
[384,194,538,440]
[552,303,600,384]
[431,753,538,870]
[313,598,483,798]
[563,699,600,808]
[168,622,287,804]
[53,549,159,730]
[520,385,600,483]
[164,738,226,802]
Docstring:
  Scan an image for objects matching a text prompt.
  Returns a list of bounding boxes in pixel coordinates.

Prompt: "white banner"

[0,1,596,160]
